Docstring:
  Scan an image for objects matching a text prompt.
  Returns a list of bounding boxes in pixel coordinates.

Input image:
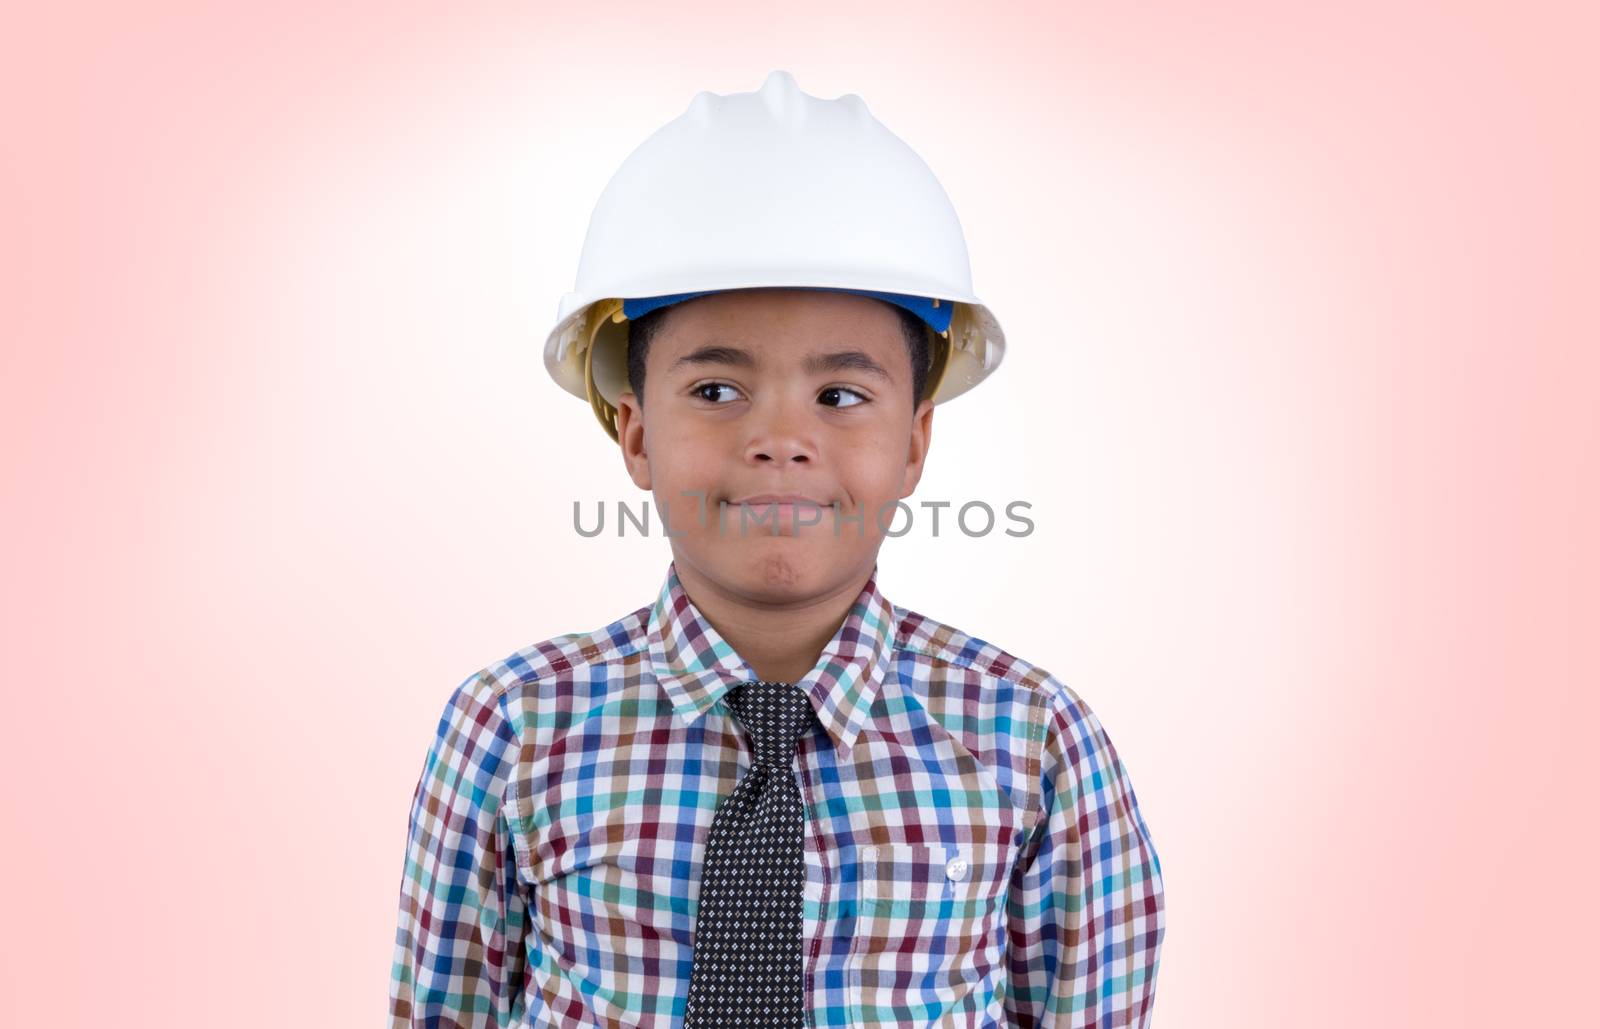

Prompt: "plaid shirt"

[389,559,1165,1027]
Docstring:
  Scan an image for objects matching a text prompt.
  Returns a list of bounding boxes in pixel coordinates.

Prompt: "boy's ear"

[899,397,935,498]
[615,391,652,490]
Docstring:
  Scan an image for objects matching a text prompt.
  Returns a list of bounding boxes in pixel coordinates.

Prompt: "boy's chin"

[691,543,858,600]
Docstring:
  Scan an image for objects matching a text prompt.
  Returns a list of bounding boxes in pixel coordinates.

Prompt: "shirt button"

[945,857,969,882]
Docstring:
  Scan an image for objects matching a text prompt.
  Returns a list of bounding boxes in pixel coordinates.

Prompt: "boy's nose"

[747,434,814,464]
[744,401,817,465]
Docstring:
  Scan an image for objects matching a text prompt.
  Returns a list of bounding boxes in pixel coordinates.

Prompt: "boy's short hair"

[625,299,932,410]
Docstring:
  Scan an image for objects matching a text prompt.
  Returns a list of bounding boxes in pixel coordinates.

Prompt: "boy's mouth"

[728,493,830,508]
[714,493,837,533]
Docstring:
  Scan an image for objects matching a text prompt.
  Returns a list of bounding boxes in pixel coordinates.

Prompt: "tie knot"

[726,680,816,769]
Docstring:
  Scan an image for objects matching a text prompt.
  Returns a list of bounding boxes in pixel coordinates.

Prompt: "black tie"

[684,680,817,1028]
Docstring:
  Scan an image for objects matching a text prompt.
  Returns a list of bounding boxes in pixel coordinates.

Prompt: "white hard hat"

[542,70,1006,441]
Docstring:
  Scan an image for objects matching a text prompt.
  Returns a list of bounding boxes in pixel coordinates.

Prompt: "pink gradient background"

[3,2,1595,1025]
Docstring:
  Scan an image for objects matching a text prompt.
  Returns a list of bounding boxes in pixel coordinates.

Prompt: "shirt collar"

[646,558,897,759]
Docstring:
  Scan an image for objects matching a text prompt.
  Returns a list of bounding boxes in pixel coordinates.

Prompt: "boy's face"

[615,288,934,604]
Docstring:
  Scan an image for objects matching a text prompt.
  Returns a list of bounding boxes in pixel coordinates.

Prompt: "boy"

[389,71,1165,1027]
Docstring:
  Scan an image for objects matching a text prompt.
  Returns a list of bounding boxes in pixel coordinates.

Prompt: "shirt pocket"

[849,841,1013,1027]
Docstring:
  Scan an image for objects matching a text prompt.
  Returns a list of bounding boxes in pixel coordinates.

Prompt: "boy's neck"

[671,556,876,685]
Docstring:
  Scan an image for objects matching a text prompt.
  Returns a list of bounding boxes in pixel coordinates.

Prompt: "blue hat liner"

[621,286,954,335]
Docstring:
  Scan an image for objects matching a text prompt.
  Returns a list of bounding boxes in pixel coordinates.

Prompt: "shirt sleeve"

[1001,687,1166,1027]
[389,672,530,1027]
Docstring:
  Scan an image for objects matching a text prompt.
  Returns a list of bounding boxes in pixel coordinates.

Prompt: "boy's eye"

[819,386,869,408]
[693,382,745,404]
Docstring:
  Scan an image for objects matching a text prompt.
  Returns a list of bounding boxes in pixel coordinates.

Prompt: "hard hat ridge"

[756,69,804,121]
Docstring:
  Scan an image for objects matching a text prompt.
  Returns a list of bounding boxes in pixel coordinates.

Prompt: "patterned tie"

[684,679,817,1028]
